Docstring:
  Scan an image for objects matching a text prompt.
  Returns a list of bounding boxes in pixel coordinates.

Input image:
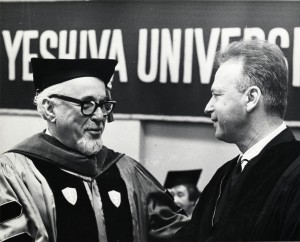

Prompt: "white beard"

[76,137,103,156]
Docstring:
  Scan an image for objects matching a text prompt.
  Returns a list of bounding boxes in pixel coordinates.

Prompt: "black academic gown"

[177,128,300,241]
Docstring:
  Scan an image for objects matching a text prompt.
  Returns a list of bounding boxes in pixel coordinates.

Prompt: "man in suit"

[177,39,300,241]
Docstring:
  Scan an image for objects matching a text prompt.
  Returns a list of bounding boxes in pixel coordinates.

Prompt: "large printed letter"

[138,29,159,83]
[160,28,181,83]
[195,28,220,84]
[59,30,77,59]
[79,30,88,58]
[244,27,265,40]
[2,30,23,81]
[81,30,111,58]
[23,30,38,81]
[183,28,194,84]
[293,28,300,87]
[221,28,241,50]
[268,28,290,48]
[95,30,111,58]
[40,30,58,59]
[108,29,127,82]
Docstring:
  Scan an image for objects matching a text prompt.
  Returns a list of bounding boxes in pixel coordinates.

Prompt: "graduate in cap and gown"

[164,169,201,218]
[0,58,188,242]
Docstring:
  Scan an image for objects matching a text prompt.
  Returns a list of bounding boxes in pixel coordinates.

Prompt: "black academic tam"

[31,58,118,92]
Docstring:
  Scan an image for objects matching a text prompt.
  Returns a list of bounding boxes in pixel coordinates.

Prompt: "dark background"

[0,1,300,120]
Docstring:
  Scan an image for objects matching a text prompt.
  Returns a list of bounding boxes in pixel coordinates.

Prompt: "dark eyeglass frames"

[49,94,116,116]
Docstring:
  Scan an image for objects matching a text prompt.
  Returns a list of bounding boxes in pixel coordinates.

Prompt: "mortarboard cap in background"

[31,58,118,92]
[164,169,202,188]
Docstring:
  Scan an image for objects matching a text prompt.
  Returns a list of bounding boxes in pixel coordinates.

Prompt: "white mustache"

[84,124,103,130]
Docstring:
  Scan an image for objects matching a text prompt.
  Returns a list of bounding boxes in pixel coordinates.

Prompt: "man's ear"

[41,98,56,122]
[245,86,261,113]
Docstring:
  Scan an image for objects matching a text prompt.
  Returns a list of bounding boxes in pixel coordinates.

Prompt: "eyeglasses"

[49,94,116,116]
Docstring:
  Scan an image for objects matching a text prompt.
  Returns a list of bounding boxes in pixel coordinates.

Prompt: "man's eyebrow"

[211,87,224,93]
[80,95,95,101]
[81,95,106,101]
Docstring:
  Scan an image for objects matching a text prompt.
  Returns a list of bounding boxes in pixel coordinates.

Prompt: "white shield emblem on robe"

[108,190,121,208]
[62,187,77,205]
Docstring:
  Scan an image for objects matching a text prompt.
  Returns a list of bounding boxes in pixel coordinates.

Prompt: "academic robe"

[176,128,300,241]
[0,133,187,242]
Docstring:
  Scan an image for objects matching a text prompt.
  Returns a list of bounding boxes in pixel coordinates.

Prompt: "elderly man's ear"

[245,86,262,113]
[41,98,56,123]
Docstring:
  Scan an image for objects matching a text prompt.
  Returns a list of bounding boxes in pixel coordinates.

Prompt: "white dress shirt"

[240,122,287,171]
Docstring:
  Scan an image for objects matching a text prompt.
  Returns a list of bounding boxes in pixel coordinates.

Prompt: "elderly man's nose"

[204,97,214,114]
[91,106,105,121]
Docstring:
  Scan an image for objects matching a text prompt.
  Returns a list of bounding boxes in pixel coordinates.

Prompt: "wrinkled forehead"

[61,76,107,97]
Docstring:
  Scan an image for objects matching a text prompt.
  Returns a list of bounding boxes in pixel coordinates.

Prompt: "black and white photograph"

[1,0,300,241]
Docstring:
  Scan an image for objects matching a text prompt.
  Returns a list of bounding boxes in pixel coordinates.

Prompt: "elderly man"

[0,58,187,242]
[177,39,300,241]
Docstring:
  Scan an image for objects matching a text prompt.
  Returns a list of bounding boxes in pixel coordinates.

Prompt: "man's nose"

[204,97,214,114]
[91,106,105,121]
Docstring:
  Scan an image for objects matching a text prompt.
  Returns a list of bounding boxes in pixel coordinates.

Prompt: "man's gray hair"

[34,83,65,120]
[216,39,288,119]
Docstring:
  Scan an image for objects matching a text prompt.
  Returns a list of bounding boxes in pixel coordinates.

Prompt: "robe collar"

[7,132,124,178]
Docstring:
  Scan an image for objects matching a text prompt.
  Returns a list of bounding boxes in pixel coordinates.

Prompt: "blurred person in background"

[164,169,201,218]
[176,39,300,241]
[0,58,188,242]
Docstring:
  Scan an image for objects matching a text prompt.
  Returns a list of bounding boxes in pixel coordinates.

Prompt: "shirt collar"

[242,122,287,164]
[45,129,52,136]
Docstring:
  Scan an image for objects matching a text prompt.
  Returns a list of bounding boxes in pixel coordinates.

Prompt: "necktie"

[235,155,243,173]
[241,159,249,171]
[230,156,242,188]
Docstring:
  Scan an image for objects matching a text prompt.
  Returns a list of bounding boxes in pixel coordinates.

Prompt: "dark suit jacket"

[177,128,300,241]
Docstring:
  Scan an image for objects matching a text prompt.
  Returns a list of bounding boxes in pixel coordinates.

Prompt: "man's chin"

[215,130,224,141]
[76,137,103,156]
